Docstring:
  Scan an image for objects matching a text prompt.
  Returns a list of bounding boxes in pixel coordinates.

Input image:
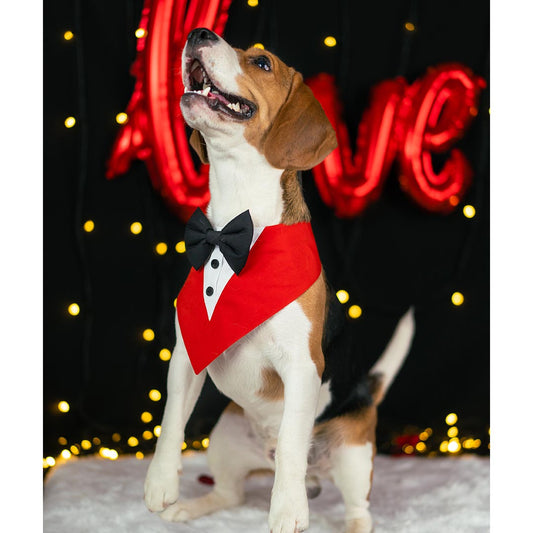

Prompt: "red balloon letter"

[308,74,406,218]
[106,0,233,221]
[395,64,486,213]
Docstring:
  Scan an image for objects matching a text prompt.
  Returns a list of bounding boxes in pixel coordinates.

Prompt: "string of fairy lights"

[44,0,489,473]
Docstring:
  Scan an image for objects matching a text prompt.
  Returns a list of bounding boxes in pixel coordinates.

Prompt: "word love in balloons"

[106,0,485,219]
[307,65,486,216]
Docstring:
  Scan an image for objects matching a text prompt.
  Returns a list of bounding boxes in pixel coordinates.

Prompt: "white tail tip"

[369,307,415,404]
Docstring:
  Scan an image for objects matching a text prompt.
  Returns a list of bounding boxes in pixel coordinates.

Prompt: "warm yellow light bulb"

[405,22,415,32]
[58,401,70,413]
[136,451,144,459]
[248,0,259,6]
[64,116,76,128]
[70,445,80,455]
[155,242,168,255]
[45,456,56,467]
[253,43,265,49]
[175,240,186,253]
[143,329,155,341]
[99,448,119,460]
[447,426,459,438]
[336,289,349,304]
[61,449,72,460]
[159,348,171,361]
[58,437,68,445]
[149,389,161,402]
[68,303,80,316]
[143,430,154,440]
[324,36,337,47]
[130,222,143,235]
[128,436,139,447]
[445,412,458,425]
[135,28,146,39]
[63,31,74,41]
[449,195,460,206]
[463,205,476,218]
[451,292,464,306]
[81,440,92,450]
[181,441,187,450]
[112,433,121,442]
[154,425,161,437]
[439,441,449,453]
[416,442,426,453]
[115,112,128,124]
[348,305,362,319]
[83,220,94,232]
[448,438,461,453]
[202,437,210,448]
[419,431,429,441]
[141,411,153,423]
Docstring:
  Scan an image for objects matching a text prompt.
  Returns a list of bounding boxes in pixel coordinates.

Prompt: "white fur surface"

[44,452,489,533]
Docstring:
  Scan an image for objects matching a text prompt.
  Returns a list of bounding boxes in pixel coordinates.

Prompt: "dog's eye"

[253,56,271,72]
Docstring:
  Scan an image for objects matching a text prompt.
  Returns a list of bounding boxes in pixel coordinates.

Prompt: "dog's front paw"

[269,488,309,533]
[144,460,180,512]
[345,513,373,533]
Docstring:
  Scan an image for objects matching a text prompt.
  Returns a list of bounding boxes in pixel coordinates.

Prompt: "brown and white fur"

[144,28,416,533]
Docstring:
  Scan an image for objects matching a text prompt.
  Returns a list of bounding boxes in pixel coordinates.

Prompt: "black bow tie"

[184,208,254,275]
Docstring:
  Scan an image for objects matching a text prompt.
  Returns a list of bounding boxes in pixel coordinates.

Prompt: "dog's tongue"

[209,90,230,106]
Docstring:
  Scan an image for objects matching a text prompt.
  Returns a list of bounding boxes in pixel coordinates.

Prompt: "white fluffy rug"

[43,452,489,532]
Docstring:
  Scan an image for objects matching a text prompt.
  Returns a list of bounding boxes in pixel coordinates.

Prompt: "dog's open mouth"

[184,59,256,120]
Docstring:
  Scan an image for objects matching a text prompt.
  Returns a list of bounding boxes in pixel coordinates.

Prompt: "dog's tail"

[369,307,415,406]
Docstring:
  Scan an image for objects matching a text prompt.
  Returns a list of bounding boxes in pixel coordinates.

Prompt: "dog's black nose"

[187,28,219,46]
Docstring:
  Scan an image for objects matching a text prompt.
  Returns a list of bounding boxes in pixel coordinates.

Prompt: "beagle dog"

[144,28,415,533]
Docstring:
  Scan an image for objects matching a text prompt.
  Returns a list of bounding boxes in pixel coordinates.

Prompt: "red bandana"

[176,222,322,374]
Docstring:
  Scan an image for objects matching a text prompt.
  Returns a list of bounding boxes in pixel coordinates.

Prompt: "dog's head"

[181,28,337,170]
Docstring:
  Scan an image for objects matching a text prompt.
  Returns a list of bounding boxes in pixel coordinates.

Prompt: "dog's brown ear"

[262,71,337,171]
[189,129,209,164]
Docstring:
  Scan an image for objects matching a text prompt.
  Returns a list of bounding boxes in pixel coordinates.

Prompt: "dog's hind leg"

[330,442,375,533]
[160,402,269,522]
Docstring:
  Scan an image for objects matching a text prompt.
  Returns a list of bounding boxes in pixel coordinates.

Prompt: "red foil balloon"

[307,73,407,217]
[106,0,233,221]
[308,65,485,217]
[395,64,486,213]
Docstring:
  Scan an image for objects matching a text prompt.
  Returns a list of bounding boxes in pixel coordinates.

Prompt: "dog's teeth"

[226,102,242,113]
[202,86,211,96]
